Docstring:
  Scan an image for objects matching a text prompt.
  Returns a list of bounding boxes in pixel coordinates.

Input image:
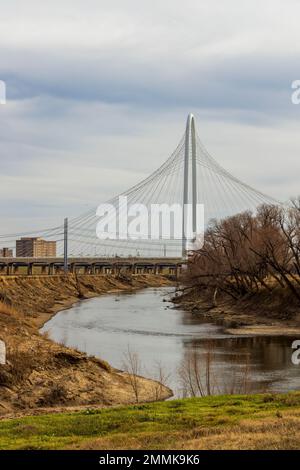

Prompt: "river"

[41,287,299,397]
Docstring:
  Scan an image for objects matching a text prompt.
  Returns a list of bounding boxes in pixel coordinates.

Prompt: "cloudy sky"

[0,0,300,233]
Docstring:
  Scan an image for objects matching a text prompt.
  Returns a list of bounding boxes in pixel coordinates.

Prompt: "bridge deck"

[0,257,185,276]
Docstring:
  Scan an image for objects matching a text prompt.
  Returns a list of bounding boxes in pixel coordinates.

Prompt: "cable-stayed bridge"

[0,114,278,266]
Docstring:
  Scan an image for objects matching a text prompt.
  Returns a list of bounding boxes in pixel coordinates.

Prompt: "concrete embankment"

[0,274,174,417]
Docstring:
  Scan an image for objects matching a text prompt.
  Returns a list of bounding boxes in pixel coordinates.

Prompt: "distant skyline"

[0,0,300,233]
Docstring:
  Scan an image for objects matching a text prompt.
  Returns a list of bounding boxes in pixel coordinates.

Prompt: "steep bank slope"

[0,273,173,328]
[0,274,173,416]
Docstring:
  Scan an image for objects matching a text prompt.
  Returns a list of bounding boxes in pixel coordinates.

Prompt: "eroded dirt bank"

[0,274,173,417]
[173,286,300,336]
[0,273,173,328]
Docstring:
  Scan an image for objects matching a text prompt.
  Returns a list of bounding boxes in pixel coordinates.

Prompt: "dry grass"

[74,409,300,450]
[185,411,300,450]
[0,301,19,317]
[37,384,69,407]
[0,350,38,387]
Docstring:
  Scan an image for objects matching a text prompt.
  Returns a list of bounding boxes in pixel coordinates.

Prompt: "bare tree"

[178,343,217,398]
[149,360,171,401]
[122,346,142,403]
[179,347,254,398]
[182,199,300,308]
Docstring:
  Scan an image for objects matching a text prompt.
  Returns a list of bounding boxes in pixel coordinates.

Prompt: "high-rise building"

[0,248,13,257]
[16,237,56,257]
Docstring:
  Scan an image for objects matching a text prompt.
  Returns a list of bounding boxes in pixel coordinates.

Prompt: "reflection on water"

[41,287,300,397]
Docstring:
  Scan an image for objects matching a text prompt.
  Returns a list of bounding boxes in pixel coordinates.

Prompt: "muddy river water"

[41,287,299,397]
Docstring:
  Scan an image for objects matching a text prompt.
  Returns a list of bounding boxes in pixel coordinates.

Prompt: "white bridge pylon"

[182,113,197,258]
[65,113,278,258]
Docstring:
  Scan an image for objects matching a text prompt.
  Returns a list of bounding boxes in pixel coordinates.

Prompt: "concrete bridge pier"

[48,264,54,275]
[13,265,19,275]
[6,264,12,275]
[90,265,96,275]
[70,263,76,274]
[41,265,47,275]
[130,265,135,274]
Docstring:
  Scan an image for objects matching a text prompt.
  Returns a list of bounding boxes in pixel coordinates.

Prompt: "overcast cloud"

[0,0,300,232]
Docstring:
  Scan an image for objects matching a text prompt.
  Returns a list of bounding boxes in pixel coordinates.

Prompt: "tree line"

[185,198,300,304]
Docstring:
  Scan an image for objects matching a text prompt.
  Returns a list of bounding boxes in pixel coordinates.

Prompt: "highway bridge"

[0,257,184,277]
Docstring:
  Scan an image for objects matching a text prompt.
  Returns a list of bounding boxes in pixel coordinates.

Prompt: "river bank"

[172,287,300,337]
[0,274,173,417]
[0,273,174,328]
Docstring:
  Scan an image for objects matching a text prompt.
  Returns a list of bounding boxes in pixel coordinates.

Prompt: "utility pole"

[64,217,68,273]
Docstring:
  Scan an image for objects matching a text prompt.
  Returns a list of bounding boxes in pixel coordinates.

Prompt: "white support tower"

[182,113,197,258]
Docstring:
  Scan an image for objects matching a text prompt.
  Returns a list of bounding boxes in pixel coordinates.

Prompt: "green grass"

[1,392,300,450]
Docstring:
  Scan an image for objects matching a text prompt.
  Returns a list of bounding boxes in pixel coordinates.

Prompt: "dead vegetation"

[122,347,142,403]
[37,383,69,406]
[179,200,300,322]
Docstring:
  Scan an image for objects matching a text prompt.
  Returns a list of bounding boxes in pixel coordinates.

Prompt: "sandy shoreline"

[225,325,300,336]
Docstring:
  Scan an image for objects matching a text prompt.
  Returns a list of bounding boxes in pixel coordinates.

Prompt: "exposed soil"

[172,286,300,336]
[0,274,174,417]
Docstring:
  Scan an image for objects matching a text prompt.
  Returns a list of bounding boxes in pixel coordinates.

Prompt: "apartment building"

[0,248,13,257]
[16,237,56,257]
